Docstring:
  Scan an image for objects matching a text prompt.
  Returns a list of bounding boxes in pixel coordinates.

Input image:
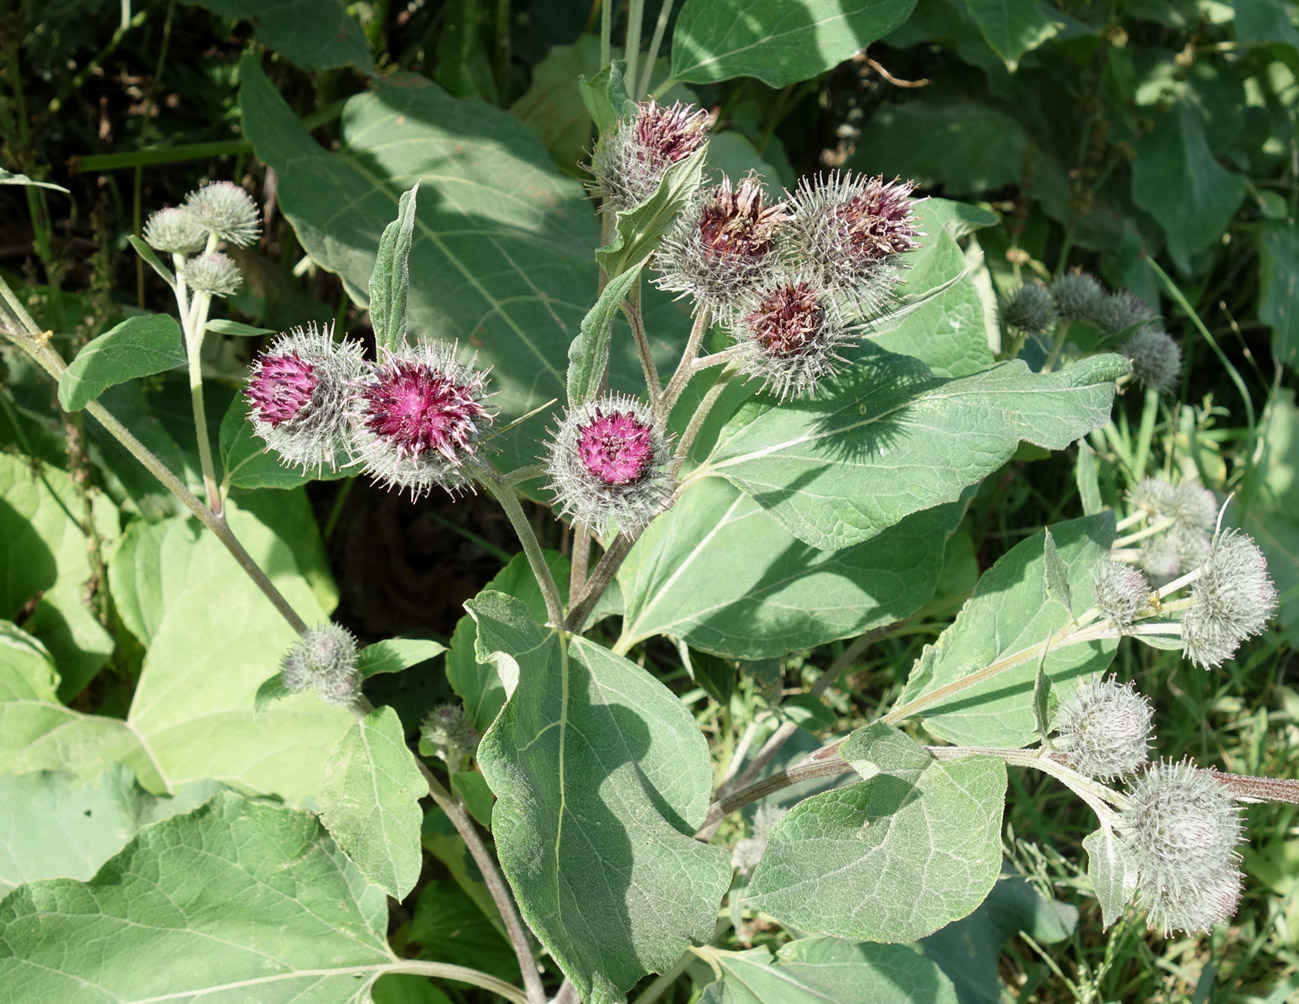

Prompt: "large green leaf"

[472,591,730,1004]
[0,622,58,703]
[698,938,958,1004]
[896,513,1118,747]
[1131,99,1247,273]
[616,477,960,659]
[238,59,655,473]
[1243,389,1299,646]
[746,745,1006,941]
[318,705,427,901]
[960,0,1061,72]
[1256,219,1299,370]
[671,0,919,87]
[57,314,186,412]
[193,0,373,71]
[0,765,221,897]
[0,793,395,1002]
[509,37,603,172]
[701,352,1127,550]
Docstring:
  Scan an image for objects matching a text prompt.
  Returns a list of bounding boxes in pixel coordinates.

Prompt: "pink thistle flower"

[590,99,714,214]
[730,278,854,400]
[546,394,671,535]
[352,341,492,498]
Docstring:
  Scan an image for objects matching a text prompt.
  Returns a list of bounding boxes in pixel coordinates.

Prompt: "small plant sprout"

[1000,282,1057,337]
[731,278,853,400]
[1047,271,1104,322]
[245,322,365,474]
[546,393,671,535]
[590,99,713,213]
[351,340,493,499]
[1118,760,1244,934]
[785,171,920,306]
[1122,327,1182,391]
[1051,676,1153,781]
[654,173,788,313]
[1092,560,1153,626]
[183,180,262,247]
[182,252,242,297]
[280,623,361,707]
[142,206,208,255]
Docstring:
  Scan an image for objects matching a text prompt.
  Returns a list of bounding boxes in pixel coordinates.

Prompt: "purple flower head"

[590,99,714,214]
[696,175,786,265]
[546,393,671,535]
[352,341,492,498]
[245,322,364,474]
[731,278,854,400]
[835,176,919,262]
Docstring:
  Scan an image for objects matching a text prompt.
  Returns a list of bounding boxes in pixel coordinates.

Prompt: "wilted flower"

[1123,327,1182,392]
[1118,760,1243,934]
[546,393,671,535]
[1001,283,1057,336]
[352,341,492,499]
[784,171,919,306]
[1052,676,1153,781]
[1180,530,1277,669]
[245,322,365,474]
[1048,272,1103,322]
[1093,560,1152,626]
[654,174,788,313]
[183,252,242,297]
[590,99,713,214]
[731,279,853,399]
[184,181,261,247]
[281,623,360,707]
[143,206,208,255]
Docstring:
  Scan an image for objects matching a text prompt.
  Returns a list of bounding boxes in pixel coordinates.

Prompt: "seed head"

[1052,676,1153,780]
[1123,327,1182,391]
[546,393,671,535]
[245,322,365,474]
[184,181,261,247]
[1089,289,1152,335]
[351,341,492,499]
[731,279,854,400]
[143,206,208,255]
[654,174,788,313]
[183,252,242,297]
[590,100,713,214]
[1119,760,1243,934]
[1000,283,1057,336]
[281,623,360,707]
[1093,560,1152,626]
[784,172,919,308]
[1181,530,1277,669]
[1048,272,1104,322]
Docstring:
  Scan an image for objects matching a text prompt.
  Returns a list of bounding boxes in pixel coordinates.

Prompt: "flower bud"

[1093,560,1152,626]
[183,252,242,297]
[731,278,853,400]
[420,703,480,773]
[545,393,671,535]
[1119,760,1243,934]
[590,99,713,214]
[184,181,261,247]
[281,623,360,707]
[1000,283,1057,336]
[1181,530,1277,669]
[1122,327,1181,391]
[1052,675,1153,780]
[351,341,493,499]
[245,322,365,474]
[143,206,208,255]
[1129,477,1176,517]
[653,174,788,313]
[1048,272,1103,322]
[1088,289,1152,335]
[784,171,919,307]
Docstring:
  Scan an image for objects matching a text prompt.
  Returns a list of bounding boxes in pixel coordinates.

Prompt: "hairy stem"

[624,278,663,406]
[377,962,529,1004]
[660,309,712,415]
[481,469,565,627]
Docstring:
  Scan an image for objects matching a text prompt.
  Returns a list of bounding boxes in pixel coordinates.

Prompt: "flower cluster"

[1118,761,1244,934]
[143,181,261,299]
[1126,477,1217,583]
[245,327,493,499]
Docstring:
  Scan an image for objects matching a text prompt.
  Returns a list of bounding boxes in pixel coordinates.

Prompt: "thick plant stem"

[352,697,547,1004]
[565,531,635,631]
[671,365,736,476]
[481,469,565,627]
[570,520,592,607]
[624,278,663,405]
[378,962,529,1004]
[660,309,711,415]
